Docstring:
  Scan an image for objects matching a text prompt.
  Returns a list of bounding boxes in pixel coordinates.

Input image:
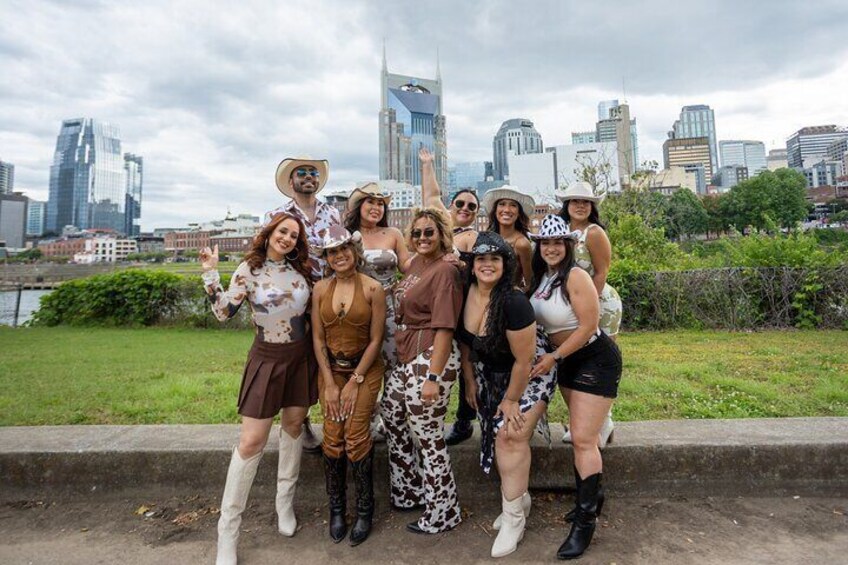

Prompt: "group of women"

[199,149,623,564]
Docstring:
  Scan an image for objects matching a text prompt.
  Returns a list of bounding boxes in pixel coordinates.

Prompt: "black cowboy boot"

[445,419,474,446]
[323,454,348,542]
[557,472,602,560]
[349,448,375,546]
[565,466,604,523]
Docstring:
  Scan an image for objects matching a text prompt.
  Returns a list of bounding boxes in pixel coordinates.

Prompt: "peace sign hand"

[200,245,219,272]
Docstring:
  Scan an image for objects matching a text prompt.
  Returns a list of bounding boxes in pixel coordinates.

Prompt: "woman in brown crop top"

[382,207,464,535]
[311,226,386,547]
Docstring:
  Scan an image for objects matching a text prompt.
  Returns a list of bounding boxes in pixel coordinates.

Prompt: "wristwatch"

[352,372,365,384]
[426,373,439,382]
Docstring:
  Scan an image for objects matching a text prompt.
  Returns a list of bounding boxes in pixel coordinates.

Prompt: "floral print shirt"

[202,260,311,343]
[264,199,341,282]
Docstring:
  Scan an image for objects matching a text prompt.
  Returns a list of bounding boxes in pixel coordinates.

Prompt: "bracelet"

[426,373,439,382]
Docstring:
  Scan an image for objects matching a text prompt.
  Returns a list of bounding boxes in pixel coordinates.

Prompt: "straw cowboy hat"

[530,214,582,240]
[481,185,536,217]
[555,181,604,204]
[274,155,329,199]
[347,182,393,211]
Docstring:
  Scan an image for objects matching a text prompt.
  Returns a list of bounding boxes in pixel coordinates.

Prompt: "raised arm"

[200,246,250,322]
[420,147,449,213]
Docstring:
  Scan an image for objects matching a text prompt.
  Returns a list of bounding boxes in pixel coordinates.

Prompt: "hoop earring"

[286,248,300,261]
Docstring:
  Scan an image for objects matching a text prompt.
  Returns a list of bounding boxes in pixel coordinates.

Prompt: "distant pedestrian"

[200,211,317,564]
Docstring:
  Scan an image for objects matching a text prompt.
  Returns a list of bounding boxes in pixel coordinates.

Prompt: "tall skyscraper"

[719,140,767,176]
[596,103,635,181]
[786,125,847,169]
[0,193,28,248]
[595,100,639,175]
[670,105,718,174]
[597,100,620,122]
[492,118,544,181]
[663,136,713,184]
[0,158,14,194]
[379,48,447,187]
[26,199,47,237]
[124,153,143,236]
[47,118,125,233]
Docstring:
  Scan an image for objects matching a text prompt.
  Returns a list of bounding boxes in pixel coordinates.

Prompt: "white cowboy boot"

[598,412,615,449]
[492,490,531,530]
[491,491,527,558]
[216,448,262,565]
[563,412,615,449]
[276,428,304,536]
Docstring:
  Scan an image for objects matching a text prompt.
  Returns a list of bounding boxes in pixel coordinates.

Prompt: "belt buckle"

[335,358,352,368]
[398,323,408,331]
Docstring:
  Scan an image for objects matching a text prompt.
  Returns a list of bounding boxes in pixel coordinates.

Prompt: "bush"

[33,269,254,329]
[34,270,186,326]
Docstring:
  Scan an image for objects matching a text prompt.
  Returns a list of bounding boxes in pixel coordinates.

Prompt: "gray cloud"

[1,0,847,229]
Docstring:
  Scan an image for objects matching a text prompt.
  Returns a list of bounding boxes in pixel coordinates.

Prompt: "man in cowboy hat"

[265,155,340,282]
[265,155,340,453]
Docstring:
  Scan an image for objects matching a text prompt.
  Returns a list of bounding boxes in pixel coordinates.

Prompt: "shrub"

[33,270,185,326]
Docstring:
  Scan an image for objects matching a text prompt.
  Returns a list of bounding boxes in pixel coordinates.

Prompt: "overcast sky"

[2,0,847,230]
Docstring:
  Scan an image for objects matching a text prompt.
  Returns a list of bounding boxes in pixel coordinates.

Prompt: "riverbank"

[1,327,845,425]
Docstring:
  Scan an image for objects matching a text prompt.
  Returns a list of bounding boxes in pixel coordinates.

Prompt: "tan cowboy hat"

[274,155,329,198]
[555,181,604,204]
[347,182,393,211]
[481,185,536,217]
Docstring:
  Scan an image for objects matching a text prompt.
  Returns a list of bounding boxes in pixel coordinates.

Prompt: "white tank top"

[529,272,578,333]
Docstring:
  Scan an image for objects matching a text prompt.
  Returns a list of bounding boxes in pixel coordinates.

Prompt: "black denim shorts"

[556,332,622,398]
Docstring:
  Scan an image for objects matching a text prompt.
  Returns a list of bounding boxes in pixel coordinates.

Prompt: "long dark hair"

[527,238,576,302]
[345,197,389,232]
[465,235,518,355]
[558,200,606,231]
[245,212,312,286]
[487,198,530,236]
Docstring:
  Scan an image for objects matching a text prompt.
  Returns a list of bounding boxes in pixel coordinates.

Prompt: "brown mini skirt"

[238,337,319,419]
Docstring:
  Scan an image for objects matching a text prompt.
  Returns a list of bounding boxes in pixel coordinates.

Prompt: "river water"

[0,289,52,326]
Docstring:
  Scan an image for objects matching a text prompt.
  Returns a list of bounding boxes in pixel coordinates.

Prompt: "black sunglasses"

[453,199,478,212]
[411,227,437,239]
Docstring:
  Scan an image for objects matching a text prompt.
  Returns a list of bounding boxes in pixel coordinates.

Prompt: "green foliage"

[704,230,841,269]
[32,270,185,326]
[722,169,808,232]
[126,251,169,262]
[664,189,709,240]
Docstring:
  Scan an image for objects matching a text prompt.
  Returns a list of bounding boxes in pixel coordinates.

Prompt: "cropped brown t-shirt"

[393,256,463,363]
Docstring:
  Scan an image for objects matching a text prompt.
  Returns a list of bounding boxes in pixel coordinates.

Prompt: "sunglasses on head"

[453,199,478,212]
[294,168,319,178]
[411,227,437,239]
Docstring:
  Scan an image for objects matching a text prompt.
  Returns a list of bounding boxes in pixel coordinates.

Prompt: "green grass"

[1,327,846,426]
[125,261,240,277]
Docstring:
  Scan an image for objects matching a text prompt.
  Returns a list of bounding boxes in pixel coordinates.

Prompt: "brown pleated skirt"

[237,337,319,419]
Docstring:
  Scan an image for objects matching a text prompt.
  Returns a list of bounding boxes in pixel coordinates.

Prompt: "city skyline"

[2,0,847,229]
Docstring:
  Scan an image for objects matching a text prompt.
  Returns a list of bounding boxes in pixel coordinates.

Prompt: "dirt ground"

[1,489,846,564]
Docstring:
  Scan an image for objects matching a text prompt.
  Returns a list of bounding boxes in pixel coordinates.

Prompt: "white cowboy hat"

[274,155,329,199]
[555,180,604,204]
[481,185,536,217]
[529,214,582,240]
[347,182,393,211]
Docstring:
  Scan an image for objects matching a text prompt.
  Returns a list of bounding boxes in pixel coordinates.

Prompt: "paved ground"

[2,488,845,564]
